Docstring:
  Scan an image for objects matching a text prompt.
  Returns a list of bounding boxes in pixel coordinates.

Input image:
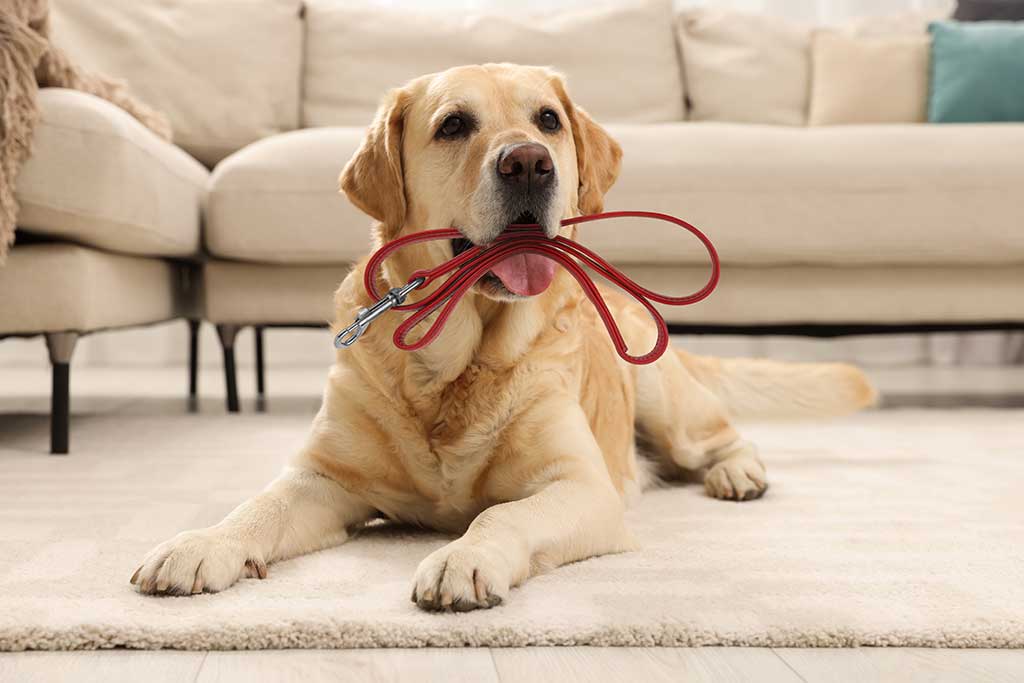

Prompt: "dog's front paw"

[705,455,768,501]
[130,528,265,596]
[411,540,511,612]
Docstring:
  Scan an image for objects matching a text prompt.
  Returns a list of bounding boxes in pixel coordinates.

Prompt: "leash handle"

[345,211,719,364]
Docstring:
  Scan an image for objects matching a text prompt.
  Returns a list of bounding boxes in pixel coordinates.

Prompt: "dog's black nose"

[497,143,554,192]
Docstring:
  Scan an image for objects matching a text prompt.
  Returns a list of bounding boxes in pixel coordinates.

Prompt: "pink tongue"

[489,254,557,296]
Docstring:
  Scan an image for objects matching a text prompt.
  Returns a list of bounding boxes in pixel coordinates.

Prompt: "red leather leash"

[335,211,719,364]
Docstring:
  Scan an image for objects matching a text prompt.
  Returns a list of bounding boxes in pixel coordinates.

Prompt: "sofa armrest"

[16,88,209,259]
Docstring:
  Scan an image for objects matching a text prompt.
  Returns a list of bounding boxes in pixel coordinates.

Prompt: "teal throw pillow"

[928,20,1024,122]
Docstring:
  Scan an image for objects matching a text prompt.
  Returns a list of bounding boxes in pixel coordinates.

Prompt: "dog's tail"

[677,350,878,419]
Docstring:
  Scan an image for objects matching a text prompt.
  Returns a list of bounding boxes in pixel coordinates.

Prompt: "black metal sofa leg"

[254,326,266,412]
[216,324,240,413]
[45,332,79,455]
[187,319,200,412]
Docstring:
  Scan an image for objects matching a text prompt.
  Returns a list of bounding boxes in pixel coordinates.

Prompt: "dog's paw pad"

[411,542,511,612]
[131,529,257,596]
[705,457,768,502]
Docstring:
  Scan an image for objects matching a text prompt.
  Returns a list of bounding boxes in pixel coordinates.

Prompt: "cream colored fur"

[131,65,875,611]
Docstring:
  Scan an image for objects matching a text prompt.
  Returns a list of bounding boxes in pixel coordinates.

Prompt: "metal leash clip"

[334,277,426,348]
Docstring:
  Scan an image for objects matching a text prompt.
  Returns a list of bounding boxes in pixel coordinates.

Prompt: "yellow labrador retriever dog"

[132,64,875,611]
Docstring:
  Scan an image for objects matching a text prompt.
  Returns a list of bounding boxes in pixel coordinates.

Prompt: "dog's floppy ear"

[340,87,411,231]
[551,75,623,215]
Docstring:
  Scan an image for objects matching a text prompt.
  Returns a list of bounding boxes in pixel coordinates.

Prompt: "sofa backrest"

[50,0,304,167]
[46,0,952,168]
[302,0,685,128]
[50,0,683,166]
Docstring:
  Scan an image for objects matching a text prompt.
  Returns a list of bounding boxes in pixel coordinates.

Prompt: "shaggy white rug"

[0,405,1022,650]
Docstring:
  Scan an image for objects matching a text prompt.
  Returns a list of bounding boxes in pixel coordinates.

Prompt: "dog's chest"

[428,364,518,443]
[385,363,533,528]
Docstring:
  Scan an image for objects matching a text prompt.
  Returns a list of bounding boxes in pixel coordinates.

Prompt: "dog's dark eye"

[538,109,561,132]
[438,114,465,139]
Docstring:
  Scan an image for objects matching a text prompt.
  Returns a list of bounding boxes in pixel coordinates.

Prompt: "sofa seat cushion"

[621,264,1024,325]
[206,128,370,264]
[199,259,1024,328]
[592,122,1024,265]
[17,89,208,259]
[207,122,1024,267]
[0,243,181,335]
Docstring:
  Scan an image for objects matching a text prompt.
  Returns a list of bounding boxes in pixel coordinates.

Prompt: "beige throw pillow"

[676,9,811,126]
[50,0,304,166]
[809,31,930,125]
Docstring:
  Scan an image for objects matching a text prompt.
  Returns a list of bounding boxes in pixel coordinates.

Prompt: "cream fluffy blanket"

[0,0,171,261]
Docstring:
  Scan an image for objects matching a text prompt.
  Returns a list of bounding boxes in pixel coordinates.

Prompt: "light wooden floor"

[3,647,1024,682]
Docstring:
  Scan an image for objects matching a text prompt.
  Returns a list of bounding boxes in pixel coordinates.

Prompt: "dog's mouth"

[450,212,556,298]
[450,236,473,258]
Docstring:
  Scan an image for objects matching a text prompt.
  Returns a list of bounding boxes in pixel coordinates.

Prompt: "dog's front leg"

[132,467,373,595]
[412,405,634,612]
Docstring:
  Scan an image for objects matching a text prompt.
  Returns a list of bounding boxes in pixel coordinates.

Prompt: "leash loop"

[339,211,719,364]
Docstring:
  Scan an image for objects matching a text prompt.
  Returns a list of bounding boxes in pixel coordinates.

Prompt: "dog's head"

[340,64,622,300]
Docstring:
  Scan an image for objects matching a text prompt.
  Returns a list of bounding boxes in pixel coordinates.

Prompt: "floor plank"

[6,647,1024,683]
[491,647,801,683]
[775,648,1024,683]
[196,648,499,683]
[0,650,206,683]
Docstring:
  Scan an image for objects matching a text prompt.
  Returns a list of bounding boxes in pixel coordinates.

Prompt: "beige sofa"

[1,89,207,453]
[199,1,1024,410]
[5,0,1023,447]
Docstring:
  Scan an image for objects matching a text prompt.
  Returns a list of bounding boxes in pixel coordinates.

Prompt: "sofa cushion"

[809,32,930,125]
[676,9,811,126]
[589,122,1024,265]
[206,128,370,264]
[16,89,207,258]
[0,243,180,335]
[928,20,1024,123]
[199,259,1024,327]
[206,123,1024,267]
[622,263,1024,325]
[302,0,684,128]
[51,0,304,166]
